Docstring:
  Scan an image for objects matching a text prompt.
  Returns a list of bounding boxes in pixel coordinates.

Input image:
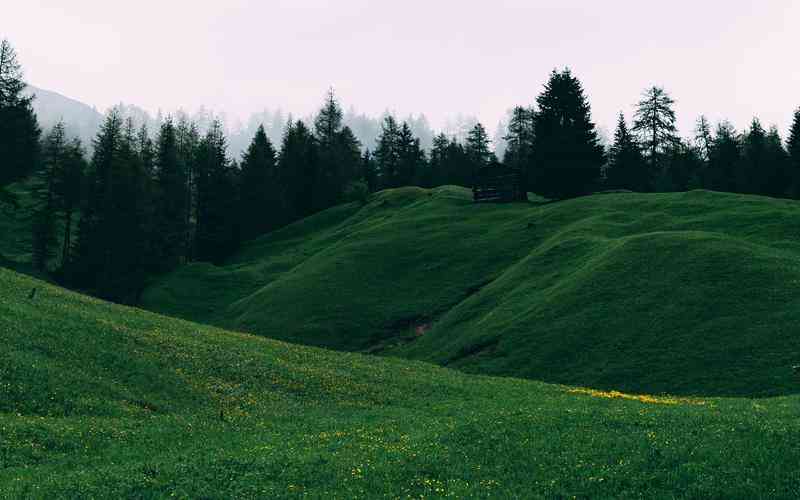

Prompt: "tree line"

[2,38,800,303]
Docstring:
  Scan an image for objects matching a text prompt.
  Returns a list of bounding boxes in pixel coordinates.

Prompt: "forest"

[2,38,800,303]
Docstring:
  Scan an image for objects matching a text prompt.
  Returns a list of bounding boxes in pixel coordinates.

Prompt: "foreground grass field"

[2,267,800,498]
[144,187,800,397]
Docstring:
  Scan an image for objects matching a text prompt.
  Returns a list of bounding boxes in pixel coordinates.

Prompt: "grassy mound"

[2,268,800,497]
[143,187,800,397]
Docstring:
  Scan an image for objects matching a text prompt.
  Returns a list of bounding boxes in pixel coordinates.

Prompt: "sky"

[7,0,800,138]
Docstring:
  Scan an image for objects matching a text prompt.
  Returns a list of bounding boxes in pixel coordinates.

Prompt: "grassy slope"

[2,267,800,498]
[143,187,800,397]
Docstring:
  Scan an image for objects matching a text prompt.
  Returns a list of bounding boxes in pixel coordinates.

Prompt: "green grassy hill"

[143,187,800,397]
[2,267,800,498]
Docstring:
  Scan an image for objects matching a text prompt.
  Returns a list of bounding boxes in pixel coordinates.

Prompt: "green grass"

[2,267,800,498]
[143,187,800,397]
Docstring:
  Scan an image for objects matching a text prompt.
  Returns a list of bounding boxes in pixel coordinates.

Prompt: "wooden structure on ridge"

[472,164,525,203]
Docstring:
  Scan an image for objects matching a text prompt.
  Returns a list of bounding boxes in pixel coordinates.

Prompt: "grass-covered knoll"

[2,268,800,498]
[143,187,800,397]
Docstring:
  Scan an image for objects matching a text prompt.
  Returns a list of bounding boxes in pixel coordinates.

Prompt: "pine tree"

[764,126,790,198]
[360,149,378,192]
[54,138,86,268]
[239,124,279,240]
[503,106,535,189]
[176,117,200,260]
[705,122,740,192]
[32,123,66,270]
[532,69,605,198]
[787,109,800,198]
[278,120,318,220]
[633,86,678,188]
[0,39,41,189]
[396,122,424,186]
[737,119,768,194]
[195,120,240,263]
[465,123,492,173]
[429,133,450,187]
[605,113,647,191]
[694,116,713,161]
[374,115,401,188]
[153,118,189,270]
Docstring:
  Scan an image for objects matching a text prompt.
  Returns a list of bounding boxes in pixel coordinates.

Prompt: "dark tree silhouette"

[532,69,605,199]
[194,120,240,264]
[605,113,647,191]
[239,124,279,240]
[153,118,190,270]
[789,109,800,197]
[633,86,677,188]
[0,39,40,190]
[465,123,492,174]
[279,120,318,220]
[374,115,401,188]
[503,106,535,191]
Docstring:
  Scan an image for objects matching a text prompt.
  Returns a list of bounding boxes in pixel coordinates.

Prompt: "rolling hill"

[1,266,799,498]
[143,186,800,397]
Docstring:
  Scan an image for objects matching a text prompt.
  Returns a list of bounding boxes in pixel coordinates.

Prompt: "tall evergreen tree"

[764,126,790,198]
[532,69,605,198]
[705,121,740,192]
[176,117,200,260]
[465,123,492,174]
[0,39,40,189]
[396,122,425,187]
[360,149,378,192]
[605,113,647,191]
[153,118,190,270]
[694,116,713,161]
[32,123,65,270]
[374,115,401,188]
[239,124,279,240]
[54,137,86,268]
[503,106,535,189]
[633,86,678,188]
[194,120,240,264]
[788,109,800,198]
[279,120,318,220]
[737,119,768,194]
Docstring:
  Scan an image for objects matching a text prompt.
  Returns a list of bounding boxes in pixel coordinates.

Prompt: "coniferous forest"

[2,38,800,303]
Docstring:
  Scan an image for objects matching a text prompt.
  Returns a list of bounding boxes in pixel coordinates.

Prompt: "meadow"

[2,267,800,498]
[143,186,800,397]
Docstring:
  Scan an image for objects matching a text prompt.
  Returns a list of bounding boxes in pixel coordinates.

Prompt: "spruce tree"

[239,124,279,240]
[787,109,800,198]
[0,39,41,188]
[375,115,401,188]
[32,123,66,270]
[54,138,86,268]
[503,106,535,190]
[360,149,378,192]
[396,122,424,186]
[532,69,605,198]
[154,118,189,270]
[633,86,678,188]
[605,113,647,191]
[764,126,790,198]
[737,119,768,194]
[706,122,740,192]
[465,123,492,173]
[278,120,318,220]
[195,120,240,263]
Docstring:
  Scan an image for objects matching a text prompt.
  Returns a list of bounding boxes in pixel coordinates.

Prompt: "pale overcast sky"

[7,0,800,136]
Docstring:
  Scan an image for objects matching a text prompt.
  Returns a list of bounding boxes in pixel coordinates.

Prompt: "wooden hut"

[472,164,525,203]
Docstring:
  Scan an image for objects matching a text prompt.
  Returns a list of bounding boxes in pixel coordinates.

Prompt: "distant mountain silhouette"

[25,85,103,148]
